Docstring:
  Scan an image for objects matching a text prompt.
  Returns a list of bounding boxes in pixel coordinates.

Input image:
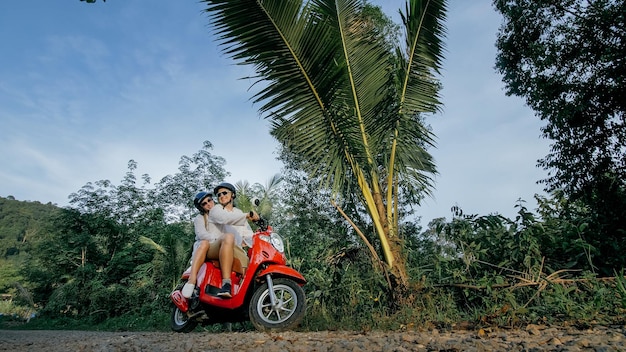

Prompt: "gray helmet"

[213,182,236,199]
[193,191,212,212]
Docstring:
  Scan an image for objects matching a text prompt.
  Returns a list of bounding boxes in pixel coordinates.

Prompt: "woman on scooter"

[181,192,234,298]
[208,182,260,297]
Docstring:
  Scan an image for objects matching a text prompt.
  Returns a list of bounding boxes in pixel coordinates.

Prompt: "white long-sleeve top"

[193,213,221,242]
[208,205,254,247]
[189,213,219,266]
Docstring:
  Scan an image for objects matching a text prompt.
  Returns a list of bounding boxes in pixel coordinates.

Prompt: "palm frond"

[138,235,166,254]
[400,0,447,115]
[203,0,448,270]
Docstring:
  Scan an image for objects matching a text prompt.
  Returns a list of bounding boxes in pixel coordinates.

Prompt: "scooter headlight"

[269,232,284,253]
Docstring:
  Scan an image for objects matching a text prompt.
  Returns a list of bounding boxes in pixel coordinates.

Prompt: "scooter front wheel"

[249,277,306,331]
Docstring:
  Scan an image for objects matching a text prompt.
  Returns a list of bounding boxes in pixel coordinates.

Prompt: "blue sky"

[0,1,550,226]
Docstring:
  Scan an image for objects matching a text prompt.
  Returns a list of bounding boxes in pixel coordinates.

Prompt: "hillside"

[0,196,60,256]
[0,196,60,292]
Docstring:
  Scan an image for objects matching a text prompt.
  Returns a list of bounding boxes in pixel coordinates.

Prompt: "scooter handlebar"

[253,217,268,232]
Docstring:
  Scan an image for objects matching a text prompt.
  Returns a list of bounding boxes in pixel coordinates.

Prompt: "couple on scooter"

[183,182,260,299]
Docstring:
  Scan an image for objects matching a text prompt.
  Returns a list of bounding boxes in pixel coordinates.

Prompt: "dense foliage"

[1,142,226,328]
[494,0,626,274]
[0,197,59,306]
[3,142,625,331]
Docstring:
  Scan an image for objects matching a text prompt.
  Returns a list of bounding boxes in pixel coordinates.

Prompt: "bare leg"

[219,233,235,280]
[188,240,210,285]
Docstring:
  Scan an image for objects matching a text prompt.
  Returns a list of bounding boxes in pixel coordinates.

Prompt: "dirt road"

[1,325,625,351]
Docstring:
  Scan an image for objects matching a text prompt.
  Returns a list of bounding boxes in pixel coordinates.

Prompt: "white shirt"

[193,213,221,242]
[208,205,254,247]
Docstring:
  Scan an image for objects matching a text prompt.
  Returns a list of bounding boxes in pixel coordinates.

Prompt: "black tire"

[249,277,306,331]
[170,306,198,333]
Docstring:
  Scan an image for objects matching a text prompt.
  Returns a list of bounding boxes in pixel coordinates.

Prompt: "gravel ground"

[1,325,625,351]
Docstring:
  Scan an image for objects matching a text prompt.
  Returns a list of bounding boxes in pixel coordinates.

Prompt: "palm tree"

[202,0,447,287]
[235,174,283,219]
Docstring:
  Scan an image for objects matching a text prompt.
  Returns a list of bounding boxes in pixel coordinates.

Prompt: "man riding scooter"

[207,182,259,297]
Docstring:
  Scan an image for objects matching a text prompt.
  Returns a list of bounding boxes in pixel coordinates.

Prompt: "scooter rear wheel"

[249,277,306,331]
[170,306,198,333]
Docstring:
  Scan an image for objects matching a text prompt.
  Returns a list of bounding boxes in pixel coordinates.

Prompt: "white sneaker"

[181,282,195,298]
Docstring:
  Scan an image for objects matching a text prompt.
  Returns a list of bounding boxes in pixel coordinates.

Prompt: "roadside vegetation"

[1,144,624,332]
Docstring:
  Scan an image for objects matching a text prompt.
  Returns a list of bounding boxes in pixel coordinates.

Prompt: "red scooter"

[169,214,306,332]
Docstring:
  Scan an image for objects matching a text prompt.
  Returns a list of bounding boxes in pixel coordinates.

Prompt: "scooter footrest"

[187,310,208,321]
[205,285,220,295]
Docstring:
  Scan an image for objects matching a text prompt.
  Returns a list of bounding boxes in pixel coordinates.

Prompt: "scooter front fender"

[257,264,306,284]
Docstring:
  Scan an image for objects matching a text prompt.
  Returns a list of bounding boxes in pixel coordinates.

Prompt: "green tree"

[533,192,596,272]
[65,142,230,292]
[273,152,358,273]
[273,156,388,328]
[154,141,229,222]
[235,174,283,221]
[0,260,23,294]
[0,197,58,260]
[25,143,230,320]
[27,208,115,316]
[202,0,447,287]
[494,0,626,273]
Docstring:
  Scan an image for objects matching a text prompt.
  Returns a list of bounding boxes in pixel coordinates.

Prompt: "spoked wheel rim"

[173,307,188,326]
[255,283,299,324]
[170,306,198,333]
